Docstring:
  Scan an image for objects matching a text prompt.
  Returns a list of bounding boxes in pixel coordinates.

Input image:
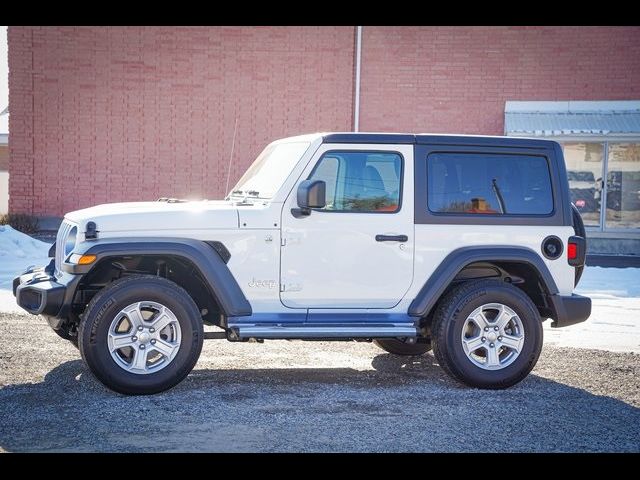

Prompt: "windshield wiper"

[246,190,260,197]
[231,190,244,195]
[491,178,507,214]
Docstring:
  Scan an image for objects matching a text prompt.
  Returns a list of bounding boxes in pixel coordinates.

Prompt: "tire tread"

[79,274,204,395]
[431,279,542,389]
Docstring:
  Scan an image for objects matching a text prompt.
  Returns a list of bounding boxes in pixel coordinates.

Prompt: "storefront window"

[562,143,604,227]
[606,143,640,229]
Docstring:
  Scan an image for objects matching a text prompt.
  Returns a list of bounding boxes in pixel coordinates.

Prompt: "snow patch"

[575,265,640,298]
[0,225,52,290]
[0,289,25,314]
[543,297,640,353]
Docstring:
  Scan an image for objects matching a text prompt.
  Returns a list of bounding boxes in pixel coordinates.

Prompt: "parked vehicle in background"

[606,170,640,213]
[567,170,599,213]
[14,133,591,395]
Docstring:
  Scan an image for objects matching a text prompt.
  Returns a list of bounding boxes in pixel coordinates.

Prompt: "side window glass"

[309,151,402,213]
[427,152,553,215]
[310,155,340,209]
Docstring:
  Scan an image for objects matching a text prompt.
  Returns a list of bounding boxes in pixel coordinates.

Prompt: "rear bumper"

[549,293,592,328]
[13,265,79,329]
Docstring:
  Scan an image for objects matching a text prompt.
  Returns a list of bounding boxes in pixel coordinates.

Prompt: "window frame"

[307,149,405,215]
[414,144,569,226]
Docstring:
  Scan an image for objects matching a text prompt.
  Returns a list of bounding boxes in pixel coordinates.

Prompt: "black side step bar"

[203,331,227,340]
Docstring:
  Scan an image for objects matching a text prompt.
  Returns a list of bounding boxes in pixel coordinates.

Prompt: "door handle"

[375,234,408,242]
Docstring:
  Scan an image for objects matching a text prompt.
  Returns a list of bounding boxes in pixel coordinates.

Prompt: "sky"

[0,26,8,134]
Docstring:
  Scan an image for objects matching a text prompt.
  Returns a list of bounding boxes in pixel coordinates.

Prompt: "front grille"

[55,220,74,274]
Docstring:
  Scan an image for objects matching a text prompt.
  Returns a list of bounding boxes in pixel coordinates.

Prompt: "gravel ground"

[0,313,639,452]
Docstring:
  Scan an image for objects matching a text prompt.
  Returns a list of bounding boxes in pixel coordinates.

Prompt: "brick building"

[6,26,640,252]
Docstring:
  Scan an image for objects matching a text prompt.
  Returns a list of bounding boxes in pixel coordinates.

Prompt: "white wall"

[1,26,9,214]
[0,26,7,134]
[0,171,8,214]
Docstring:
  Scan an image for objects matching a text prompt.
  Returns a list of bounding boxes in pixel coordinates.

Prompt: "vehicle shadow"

[0,355,639,452]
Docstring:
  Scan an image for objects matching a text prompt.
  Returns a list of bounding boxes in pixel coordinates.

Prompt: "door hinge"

[280,281,302,292]
[281,231,302,246]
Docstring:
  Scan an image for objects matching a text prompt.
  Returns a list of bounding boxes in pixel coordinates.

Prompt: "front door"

[280,144,414,309]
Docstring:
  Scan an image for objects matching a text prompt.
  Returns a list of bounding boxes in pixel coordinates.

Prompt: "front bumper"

[550,293,592,328]
[13,264,79,328]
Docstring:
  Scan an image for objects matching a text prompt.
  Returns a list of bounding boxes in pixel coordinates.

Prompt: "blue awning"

[505,101,640,137]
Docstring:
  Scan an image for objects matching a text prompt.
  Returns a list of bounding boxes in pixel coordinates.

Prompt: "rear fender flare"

[408,246,559,318]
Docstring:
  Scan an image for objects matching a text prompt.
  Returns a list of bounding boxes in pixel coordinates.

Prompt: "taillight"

[567,236,585,267]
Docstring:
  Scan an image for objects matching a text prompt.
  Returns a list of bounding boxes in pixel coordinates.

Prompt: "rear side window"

[427,153,553,215]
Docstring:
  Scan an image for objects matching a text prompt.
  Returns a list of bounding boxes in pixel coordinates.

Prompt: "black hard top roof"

[322,132,557,148]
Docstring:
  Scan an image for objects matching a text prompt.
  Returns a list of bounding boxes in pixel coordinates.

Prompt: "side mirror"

[293,180,326,217]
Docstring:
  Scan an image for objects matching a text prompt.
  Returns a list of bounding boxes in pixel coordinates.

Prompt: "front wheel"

[78,275,204,395]
[432,279,543,389]
[52,326,79,349]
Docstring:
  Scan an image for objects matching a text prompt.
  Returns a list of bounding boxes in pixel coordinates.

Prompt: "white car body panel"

[409,225,576,298]
[65,200,240,239]
[279,143,415,309]
[71,225,288,314]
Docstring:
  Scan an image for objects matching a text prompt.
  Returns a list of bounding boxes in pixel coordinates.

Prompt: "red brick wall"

[8,26,355,216]
[8,27,35,213]
[9,26,640,216]
[360,26,640,134]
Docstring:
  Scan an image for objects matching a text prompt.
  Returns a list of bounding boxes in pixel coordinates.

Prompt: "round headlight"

[65,226,78,257]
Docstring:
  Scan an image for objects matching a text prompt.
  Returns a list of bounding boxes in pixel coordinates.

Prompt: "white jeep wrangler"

[14,133,591,394]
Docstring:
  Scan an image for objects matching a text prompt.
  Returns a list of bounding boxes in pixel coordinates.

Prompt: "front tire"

[432,279,542,389]
[52,326,79,349]
[374,338,432,356]
[78,275,204,395]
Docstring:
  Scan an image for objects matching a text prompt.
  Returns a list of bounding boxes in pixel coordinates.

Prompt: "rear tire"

[78,275,204,395]
[432,279,542,389]
[374,338,432,356]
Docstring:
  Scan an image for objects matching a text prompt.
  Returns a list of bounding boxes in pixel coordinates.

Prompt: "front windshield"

[229,141,311,199]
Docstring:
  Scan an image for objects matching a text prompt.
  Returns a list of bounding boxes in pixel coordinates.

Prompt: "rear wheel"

[78,275,204,395]
[373,338,432,356]
[432,279,542,389]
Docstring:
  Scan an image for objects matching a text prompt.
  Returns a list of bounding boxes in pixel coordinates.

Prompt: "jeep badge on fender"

[13,133,591,395]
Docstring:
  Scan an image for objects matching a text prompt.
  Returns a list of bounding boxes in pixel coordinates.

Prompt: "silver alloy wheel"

[107,301,182,375]
[460,303,525,371]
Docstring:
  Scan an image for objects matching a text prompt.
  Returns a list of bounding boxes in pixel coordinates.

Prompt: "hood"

[65,201,239,233]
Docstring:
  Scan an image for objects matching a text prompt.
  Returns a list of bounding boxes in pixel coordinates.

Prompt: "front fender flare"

[63,238,252,317]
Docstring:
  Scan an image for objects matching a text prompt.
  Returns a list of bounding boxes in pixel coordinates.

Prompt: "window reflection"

[606,143,640,229]
[427,153,553,215]
[562,143,604,227]
[309,152,402,213]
